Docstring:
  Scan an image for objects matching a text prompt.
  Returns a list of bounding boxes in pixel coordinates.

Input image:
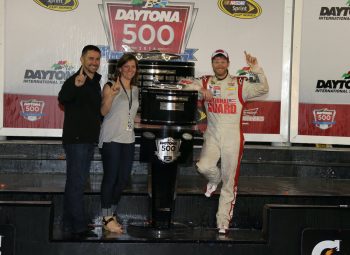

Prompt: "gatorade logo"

[0,235,2,255]
[311,240,340,255]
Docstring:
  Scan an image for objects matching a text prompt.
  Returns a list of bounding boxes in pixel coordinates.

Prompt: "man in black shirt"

[58,45,102,238]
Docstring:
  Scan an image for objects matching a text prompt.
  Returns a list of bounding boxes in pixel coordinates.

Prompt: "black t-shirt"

[58,69,102,144]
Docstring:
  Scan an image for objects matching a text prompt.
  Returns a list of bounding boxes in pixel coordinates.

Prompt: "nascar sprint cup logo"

[312,108,336,130]
[20,99,45,121]
[33,0,79,12]
[99,0,197,53]
[155,137,181,163]
[218,0,262,19]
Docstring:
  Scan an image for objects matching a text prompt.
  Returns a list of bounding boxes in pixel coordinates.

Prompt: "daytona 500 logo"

[99,0,197,53]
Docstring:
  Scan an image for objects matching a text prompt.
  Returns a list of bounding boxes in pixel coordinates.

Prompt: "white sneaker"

[218,226,228,235]
[204,183,217,197]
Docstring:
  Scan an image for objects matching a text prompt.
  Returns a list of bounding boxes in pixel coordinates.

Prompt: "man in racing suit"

[183,49,269,234]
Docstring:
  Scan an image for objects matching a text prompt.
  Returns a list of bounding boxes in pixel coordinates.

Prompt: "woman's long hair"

[114,53,139,86]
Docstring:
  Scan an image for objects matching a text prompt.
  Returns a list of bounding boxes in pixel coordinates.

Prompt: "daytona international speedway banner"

[0,0,290,141]
[290,0,350,144]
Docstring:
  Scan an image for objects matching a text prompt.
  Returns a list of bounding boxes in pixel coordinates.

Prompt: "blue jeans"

[63,143,94,233]
[100,142,135,209]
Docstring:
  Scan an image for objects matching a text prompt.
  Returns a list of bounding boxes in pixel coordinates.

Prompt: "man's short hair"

[81,45,101,56]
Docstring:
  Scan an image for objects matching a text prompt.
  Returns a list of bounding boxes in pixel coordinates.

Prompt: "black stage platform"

[0,141,350,254]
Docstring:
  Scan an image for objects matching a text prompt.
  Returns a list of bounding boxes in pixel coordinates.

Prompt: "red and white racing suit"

[186,67,268,229]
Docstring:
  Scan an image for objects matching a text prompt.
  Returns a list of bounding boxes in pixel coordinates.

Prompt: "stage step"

[1,141,350,178]
[0,173,349,230]
[1,141,350,254]
[1,201,349,255]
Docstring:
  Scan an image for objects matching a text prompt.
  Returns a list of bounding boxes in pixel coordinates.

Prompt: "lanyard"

[119,79,132,111]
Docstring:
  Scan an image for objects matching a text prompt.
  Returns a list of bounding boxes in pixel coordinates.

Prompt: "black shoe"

[87,224,95,230]
[113,213,123,225]
[72,229,98,239]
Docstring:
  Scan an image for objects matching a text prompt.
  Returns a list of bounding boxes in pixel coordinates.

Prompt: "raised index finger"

[245,50,251,60]
[79,66,84,76]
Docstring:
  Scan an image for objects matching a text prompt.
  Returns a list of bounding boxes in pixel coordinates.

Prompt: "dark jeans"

[63,143,94,233]
[101,142,135,209]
